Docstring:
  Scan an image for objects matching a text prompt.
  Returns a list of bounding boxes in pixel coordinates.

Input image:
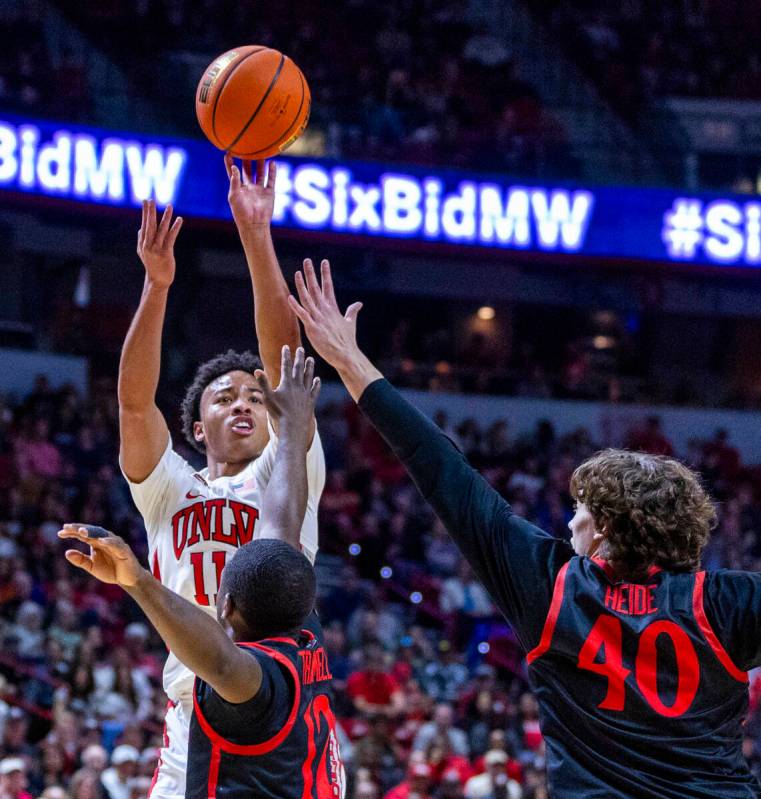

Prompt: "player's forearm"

[117,278,168,411]
[239,227,301,384]
[257,421,309,550]
[125,569,243,689]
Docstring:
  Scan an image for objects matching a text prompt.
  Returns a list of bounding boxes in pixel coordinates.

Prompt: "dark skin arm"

[58,524,262,703]
[253,345,321,550]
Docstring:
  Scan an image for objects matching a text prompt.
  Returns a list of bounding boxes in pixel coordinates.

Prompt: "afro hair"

[180,349,263,453]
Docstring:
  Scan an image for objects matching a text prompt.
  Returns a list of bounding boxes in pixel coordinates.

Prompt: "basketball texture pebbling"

[195,46,311,159]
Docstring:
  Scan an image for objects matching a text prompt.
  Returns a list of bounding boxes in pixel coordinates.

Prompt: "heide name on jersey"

[124,419,325,703]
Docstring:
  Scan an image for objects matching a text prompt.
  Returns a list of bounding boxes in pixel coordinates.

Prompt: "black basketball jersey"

[186,618,345,799]
[356,379,761,798]
[527,556,759,798]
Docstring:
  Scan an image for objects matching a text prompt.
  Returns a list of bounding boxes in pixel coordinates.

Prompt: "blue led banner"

[0,111,759,268]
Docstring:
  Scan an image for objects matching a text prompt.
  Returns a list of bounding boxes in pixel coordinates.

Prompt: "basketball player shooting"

[117,163,325,798]
[289,260,761,798]
[61,351,345,799]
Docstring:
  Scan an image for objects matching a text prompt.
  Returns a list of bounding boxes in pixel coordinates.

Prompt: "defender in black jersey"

[290,260,761,799]
[59,347,345,799]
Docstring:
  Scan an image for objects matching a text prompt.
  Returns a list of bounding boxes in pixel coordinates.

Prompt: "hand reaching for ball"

[225,155,277,233]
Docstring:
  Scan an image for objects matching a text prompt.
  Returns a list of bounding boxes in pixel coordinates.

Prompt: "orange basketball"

[195,46,311,159]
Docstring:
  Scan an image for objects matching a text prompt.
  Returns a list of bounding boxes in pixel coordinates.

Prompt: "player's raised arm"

[289,261,573,651]
[118,201,183,483]
[252,345,321,550]
[58,525,262,704]
[225,157,301,386]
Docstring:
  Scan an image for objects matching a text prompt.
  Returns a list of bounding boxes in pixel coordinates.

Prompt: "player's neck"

[205,456,251,480]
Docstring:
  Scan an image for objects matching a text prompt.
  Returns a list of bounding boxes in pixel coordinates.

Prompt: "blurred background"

[3,1,761,798]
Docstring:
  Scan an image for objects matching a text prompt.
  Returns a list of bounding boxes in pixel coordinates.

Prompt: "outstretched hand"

[287,259,364,371]
[225,154,277,232]
[254,346,320,439]
[137,200,183,289]
[58,525,145,587]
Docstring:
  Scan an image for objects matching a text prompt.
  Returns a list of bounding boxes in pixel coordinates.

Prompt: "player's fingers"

[267,160,277,190]
[65,550,94,573]
[345,302,363,325]
[146,199,157,240]
[139,200,147,247]
[254,368,273,397]
[255,160,266,185]
[243,159,254,184]
[292,346,306,380]
[229,164,242,191]
[320,260,337,307]
[294,271,318,317]
[303,356,315,389]
[167,216,183,247]
[288,294,312,326]
[281,345,294,383]
[224,153,233,180]
[157,204,173,246]
[303,259,323,304]
[310,376,322,401]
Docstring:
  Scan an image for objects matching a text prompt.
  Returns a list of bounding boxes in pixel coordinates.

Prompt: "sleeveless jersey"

[186,621,345,799]
[124,424,325,702]
[527,556,759,798]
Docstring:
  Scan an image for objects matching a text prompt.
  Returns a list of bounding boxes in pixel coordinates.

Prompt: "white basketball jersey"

[124,421,325,702]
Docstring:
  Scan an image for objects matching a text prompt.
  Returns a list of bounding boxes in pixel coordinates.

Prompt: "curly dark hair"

[569,449,717,580]
[180,349,262,453]
[224,539,316,637]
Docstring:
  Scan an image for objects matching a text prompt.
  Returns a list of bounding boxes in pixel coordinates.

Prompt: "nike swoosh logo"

[185,491,201,500]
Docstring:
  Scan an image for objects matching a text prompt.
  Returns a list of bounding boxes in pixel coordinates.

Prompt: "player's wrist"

[125,566,154,593]
[336,351,384,403]
[236,220,272,242]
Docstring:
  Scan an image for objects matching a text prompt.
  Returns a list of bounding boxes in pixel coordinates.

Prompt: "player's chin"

[224,434,265,461]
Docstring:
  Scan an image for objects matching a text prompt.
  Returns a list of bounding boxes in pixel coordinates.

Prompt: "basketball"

[195,46,311,159]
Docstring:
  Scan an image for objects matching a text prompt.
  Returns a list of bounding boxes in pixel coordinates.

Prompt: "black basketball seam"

[226,53,287,152]
[234,69,308,158]
[209,47,267,145]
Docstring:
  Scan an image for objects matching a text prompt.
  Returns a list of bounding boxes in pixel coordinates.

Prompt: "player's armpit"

[118,404,171,483]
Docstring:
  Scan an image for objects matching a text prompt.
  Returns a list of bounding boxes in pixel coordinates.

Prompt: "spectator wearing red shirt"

[625,416,674,457]
[471,731,523,785]
[384,762,433,799]
[0,758,33,799]
[347,641,405,717]
[424,734,472,786]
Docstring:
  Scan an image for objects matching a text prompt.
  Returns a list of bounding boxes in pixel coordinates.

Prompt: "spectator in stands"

[413,703,470,758]
[347,642,405,718]
[99,746,137,799]
[625,416,674,456]
[385,761,433,799]
[0,758,32,799]
[464,750,522,799]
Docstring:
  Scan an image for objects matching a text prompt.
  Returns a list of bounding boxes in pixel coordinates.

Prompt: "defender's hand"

[288,259,363,371]
[225,155,277,233]
[255,346,320,436]
[137,200,183,289]
[58,525,145,587]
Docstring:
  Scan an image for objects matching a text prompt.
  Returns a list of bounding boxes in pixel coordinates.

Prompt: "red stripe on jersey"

[152,552,161,582]
[692,571,747,683]
[207,744,221,799]
[526,561,571,665]
[192,643,302,755]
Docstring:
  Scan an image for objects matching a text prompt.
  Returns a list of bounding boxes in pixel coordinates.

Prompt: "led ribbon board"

[0,112,759,267]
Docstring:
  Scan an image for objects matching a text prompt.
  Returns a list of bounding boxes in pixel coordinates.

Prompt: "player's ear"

[220,593,233,621]
[193,421,205,443]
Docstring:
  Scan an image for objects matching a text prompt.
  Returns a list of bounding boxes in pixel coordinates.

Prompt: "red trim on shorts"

[692,571,747,683]
[192,643,301,755]
[526,561,571,665]
[147,700,173,797]
[207,744,221,799]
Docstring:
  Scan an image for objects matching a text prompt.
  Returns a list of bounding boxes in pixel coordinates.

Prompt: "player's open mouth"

[230,417,254,435]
